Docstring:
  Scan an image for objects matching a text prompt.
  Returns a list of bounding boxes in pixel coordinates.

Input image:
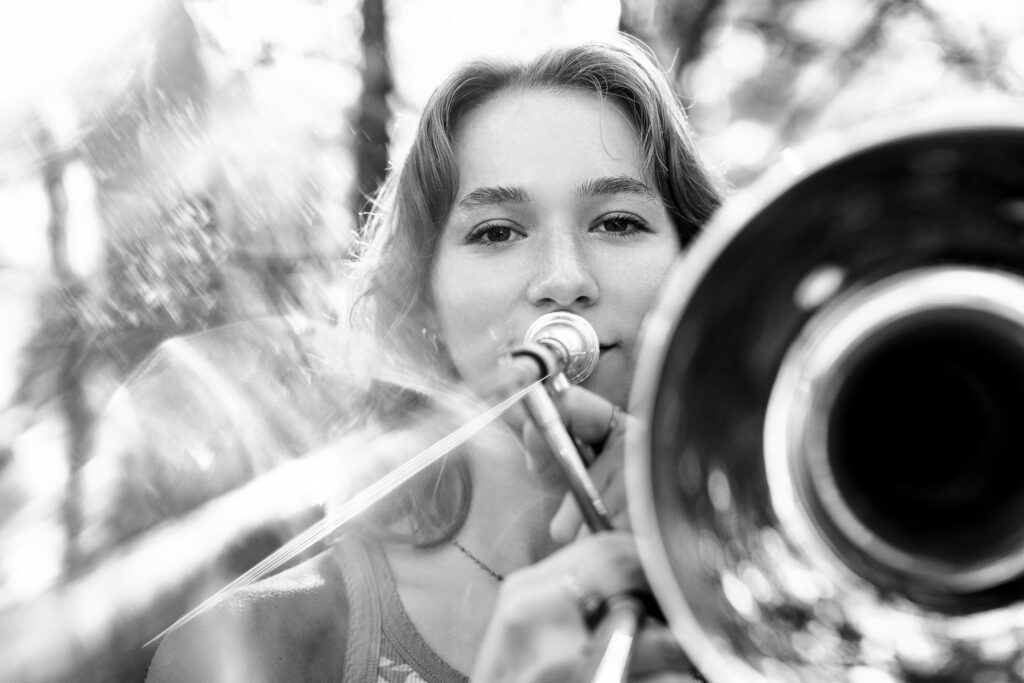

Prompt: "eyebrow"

[456,185,530,209]
[577,175,658,201]
[455,175,658,210]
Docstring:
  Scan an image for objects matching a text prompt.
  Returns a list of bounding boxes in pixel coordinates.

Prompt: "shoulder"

[146,548,351,682]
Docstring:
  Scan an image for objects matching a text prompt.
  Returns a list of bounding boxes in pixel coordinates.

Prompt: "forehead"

[452,88,647,191]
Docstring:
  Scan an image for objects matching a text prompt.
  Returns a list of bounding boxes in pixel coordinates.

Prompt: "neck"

[381,429,563,674]
[457,431,565,573]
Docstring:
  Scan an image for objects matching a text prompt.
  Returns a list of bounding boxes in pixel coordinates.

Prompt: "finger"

[488,538,637,647]
[521,418,559,478]
[548,469,629,542]
[551,536,652,601]
[473,582,586,682]
[521,532,647,595]
[548,488,628,542]
[548,431,630,542]
[558,387,624,446]
[521,386,627,480]
[590,472,628,523]
[549,493,584,544]
[520,398,604,478]
[474,534,649,682]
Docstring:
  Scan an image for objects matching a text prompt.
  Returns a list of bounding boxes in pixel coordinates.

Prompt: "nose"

[526,230,598,308]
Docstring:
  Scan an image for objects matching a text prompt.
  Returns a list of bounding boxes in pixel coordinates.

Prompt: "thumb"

[558,387,622,447]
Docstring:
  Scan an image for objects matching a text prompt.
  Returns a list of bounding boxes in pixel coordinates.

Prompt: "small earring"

[421,327,445,355]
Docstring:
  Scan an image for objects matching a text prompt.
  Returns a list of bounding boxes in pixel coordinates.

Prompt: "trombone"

[628,104,1024,683]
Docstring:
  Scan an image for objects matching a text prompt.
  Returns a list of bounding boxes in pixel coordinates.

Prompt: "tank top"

[337,534,469,683]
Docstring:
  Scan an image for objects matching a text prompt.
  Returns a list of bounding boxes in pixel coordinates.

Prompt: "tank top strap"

[332,533,384,682]
[333,534,469,683]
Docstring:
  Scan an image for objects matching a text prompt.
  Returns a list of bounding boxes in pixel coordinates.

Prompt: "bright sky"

[1,0,1020,276]
[387,0,622,160]
[0,0,622,269]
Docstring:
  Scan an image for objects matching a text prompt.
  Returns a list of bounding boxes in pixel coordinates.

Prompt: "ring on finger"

[561,570,605,627]
[598,404,622,450]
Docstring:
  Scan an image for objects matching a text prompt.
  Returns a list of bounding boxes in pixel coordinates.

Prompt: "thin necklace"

[451,539,504,582]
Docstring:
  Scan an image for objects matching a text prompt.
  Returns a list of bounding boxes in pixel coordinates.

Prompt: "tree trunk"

[351,0,393,228]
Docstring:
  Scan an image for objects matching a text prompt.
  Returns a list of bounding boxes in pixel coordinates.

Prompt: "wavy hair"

[347,36,722,546]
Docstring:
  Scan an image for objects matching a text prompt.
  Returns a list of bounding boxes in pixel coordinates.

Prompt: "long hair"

[347,37,723,546]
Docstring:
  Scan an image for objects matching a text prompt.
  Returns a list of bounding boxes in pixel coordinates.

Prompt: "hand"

[521,386,632,542]
[470,532,696,683]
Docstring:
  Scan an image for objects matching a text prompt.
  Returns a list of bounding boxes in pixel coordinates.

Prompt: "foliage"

[622,0,1024,186]
[1,1,1022,680]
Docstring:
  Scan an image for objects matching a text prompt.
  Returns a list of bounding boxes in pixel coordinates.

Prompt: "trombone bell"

[627,107,1024,683]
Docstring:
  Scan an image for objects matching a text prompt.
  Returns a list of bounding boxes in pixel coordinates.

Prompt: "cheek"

[610,250,677,323]
[638,254,677,309]
[431,264,518,385]
[584,251,677,404]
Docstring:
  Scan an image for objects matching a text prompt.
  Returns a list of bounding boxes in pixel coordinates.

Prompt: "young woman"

[147,37,721,682]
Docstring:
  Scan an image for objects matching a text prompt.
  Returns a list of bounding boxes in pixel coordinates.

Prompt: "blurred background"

[0,0,1022,681]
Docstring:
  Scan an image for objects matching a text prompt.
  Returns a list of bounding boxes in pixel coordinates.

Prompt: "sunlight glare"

[923,0,1024,39]
[387,0,621,164]
[1008,37,1024,85]
[64,162,104,278]
[0,180,48,268]
[0,0,160,114]
[146,378,540,646]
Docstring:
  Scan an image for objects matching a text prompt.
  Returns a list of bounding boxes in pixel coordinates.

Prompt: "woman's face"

[430,88,681,407]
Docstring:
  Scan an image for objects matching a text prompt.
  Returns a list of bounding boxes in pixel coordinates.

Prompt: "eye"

[592,212,650,237]
[465,223,524,246]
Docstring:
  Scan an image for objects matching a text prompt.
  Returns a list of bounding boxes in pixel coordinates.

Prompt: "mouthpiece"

[523,312,600,384]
